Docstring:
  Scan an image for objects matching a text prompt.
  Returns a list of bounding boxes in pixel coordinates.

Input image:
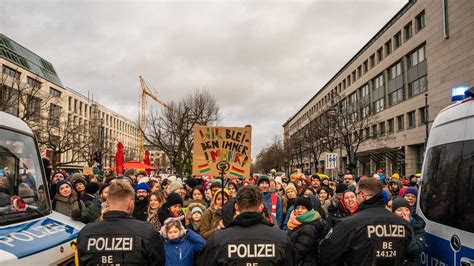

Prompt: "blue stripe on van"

[0,217,79,258]
[422,233,474,265]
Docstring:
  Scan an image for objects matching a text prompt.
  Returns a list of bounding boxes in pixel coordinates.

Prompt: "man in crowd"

[320,178,413,265]
[77,180,165,265]
[343,173,357,191]
[257,175,283,227]
[132,182,150,221]
[198,185,295,266]
[72,183,110,224]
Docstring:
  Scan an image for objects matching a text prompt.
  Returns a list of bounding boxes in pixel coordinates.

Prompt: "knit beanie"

[167,181,184,194]
[274,176,283,185]
[73,178,86,188]
[212,188,230,204]
[99,183,111,195]
[85,182,100,195]
[257,175,270,186]
[57,179,73,190]
[185,177,198,189]
[285,182,298,194]
[166,192,183,207]
[402,187,418,197]
[294,195,313,211]
[135,182,150,192]
[191,207,204,215]
[335,183,348,194]
[71,173,84,182]
[391,197,410,212]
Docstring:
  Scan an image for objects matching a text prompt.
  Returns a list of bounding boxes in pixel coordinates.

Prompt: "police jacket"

[197,211,296,266]
[319,193,414,266]
[77,210,165,266]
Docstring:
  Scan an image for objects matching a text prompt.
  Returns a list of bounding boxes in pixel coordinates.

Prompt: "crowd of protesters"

[46,165,425,265]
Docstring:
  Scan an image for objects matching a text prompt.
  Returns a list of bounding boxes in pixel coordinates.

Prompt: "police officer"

[77,180,165,265]
[320,178,414,265]
[198,185,295,266]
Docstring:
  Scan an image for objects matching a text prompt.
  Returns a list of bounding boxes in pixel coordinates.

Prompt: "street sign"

[326,153,338,169]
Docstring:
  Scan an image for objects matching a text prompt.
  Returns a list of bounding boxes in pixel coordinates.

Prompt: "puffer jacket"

[71,196,102,223]
[199,207,223,240]
[407,213,426,265]
[185,202,206,234]
[288,215,330,265]
[53,194,85,217]
[163,229,206,266]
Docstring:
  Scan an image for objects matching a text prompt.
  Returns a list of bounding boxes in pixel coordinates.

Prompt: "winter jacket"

[158,204,185,226]
[81,192,95,207]
[133,198,149,221]
[148,209,162,231]
[288,213,330,266]
[326,197,357,227]
[407,214,426,265]
[199,207,223,240]
[197,212,296,266]
[77,211,165,266]
[53,194,85,217]
[263,191,283,227]
[185,202,206,233]
[320,193,414,266]
[163,229,206,266]
[71,196,102,224]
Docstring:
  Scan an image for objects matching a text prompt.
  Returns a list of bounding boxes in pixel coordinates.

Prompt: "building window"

[407,111,416,129]
[363,60,368,74]
[389,62,402,79]
[394,31,402,49]
[362,105,370,118]
[389,88,404,106]
[2,65,20,79]
[410,45,426,67]
[377,47,383,62]
[372,125,378,137]
[379,122,386,135]
[26,95,41,118]
[397,115,405,131]
[50,87,61,97]
[385,40,392,56]
[416,10,426,32]
[375,74,384,89]
[387,119,394,134]
[370,54,375,68]
[49,103,61,127]
[349,92,358,105]
[419,106,428,125]
[68,97,72,111]
[409,76,427,97]
[404,22,413,41]
[27,77,41,88]
[361,84,369,98]
[373,98,385,113]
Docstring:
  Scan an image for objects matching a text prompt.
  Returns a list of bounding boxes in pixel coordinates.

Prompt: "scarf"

[287,210,302,231]
[296,209,321,224]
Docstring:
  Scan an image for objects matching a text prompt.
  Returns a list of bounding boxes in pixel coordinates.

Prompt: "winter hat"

[391,197,410,212]
[167,175,177,183]
[167,181,184,194]
[403,187,418,197]
[391,173,400,180]
[185,177,198,189]
[85,182,100,195]
[335,183,348,194]
[73,178,86,188]
[135,182,150,192]
[285,182,298,194]
[274,176,283,185]
[185,202,206,221]
[257,175,270,186]
[57,179,73,190]
[210,181,222,190]
[159,215,185,237]
[212,188,230,204]
[99,183,111,195]
[166,192,183,207]
[293,195,313,211]
[373,174,380,180]
[191,207,204,215]
[70,173,84,183]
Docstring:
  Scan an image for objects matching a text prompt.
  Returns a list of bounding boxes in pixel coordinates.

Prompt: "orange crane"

[139,75,168,162]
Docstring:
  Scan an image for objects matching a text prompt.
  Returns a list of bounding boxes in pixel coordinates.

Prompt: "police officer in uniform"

[198,185,295,266]
[320,178,413,265]
[77,180,165,265]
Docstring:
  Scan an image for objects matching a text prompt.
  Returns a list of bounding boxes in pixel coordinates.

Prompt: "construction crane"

[139,75,168,162]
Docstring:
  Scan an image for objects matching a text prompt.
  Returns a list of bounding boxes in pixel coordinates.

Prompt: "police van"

[418,86,474,265]
[0,112,84,265]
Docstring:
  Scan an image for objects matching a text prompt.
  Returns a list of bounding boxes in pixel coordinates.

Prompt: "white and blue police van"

[0,112,84,265]
[418,86,474,265]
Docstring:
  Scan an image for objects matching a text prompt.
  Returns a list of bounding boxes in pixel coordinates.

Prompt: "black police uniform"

[77,210,165,266]
[197,211,295,266]
[320,193,414,266]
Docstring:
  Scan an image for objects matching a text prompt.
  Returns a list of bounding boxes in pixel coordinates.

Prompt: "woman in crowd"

[287,196,330,265]
[158,192,185,226]
[282,182,299,230]
[199,188,230,240]
[147,190,167,230]
[317,186,334,217]
[327,190,359,227]
[274,176,285,198]
[53,180,85,216]
[226,181,239,198]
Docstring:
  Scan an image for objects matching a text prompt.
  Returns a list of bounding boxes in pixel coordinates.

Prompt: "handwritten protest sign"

[192,125,252,178]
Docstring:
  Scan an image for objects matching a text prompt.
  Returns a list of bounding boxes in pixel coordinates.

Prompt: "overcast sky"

[1,0,406,156]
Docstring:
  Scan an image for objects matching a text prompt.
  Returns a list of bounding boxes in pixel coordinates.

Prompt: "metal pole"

[424,94,429,147]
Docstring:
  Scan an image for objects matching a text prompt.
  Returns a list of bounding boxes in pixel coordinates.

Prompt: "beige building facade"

[283,0,474,177]
[0,33,140,170]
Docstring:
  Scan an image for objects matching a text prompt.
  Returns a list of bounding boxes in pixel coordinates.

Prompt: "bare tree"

[145,89,220,175]
[253,136,286,173]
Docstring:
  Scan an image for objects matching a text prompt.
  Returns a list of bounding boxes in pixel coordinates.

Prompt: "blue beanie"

[135,182,150,192]
[57,179,73,190]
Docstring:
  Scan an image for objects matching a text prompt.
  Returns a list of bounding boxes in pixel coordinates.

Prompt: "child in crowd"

[160,216,206,266]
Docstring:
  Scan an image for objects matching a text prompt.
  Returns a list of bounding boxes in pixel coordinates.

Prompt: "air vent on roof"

[40,58,57,75]
[0,35,13,50]
[0,46,30,69]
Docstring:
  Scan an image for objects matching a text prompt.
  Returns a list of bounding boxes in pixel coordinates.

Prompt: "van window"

[420,140,474,233]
